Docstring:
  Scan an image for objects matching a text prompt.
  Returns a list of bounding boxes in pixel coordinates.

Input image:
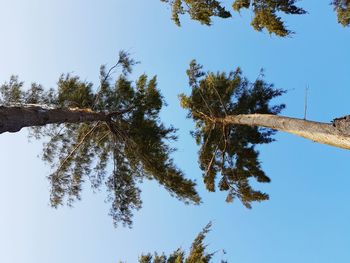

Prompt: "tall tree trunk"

[214,114,350,150]
[0,106,109,134]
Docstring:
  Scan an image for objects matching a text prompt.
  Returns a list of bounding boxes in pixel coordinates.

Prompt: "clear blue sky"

[1,1,350,262]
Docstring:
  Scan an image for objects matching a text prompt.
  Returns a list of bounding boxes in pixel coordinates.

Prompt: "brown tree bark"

[0,106,109,134]
[214,114,350,150]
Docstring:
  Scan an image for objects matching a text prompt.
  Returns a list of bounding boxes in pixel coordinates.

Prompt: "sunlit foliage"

[0,52,200,227]
[161,0,350,36]
[160,0,305,36]
[137,223,227,263]
[332,0,350,26]
[160,0,231,26]
[0,76,56,106]
[180,60,285,208]
[233,0,306,36]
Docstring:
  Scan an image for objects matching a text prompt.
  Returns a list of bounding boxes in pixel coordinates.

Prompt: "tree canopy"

[161,0,350,36]
[0,51,200,227]
[180,60,285,208]
[136,223,227,263]
[332,0,350,26]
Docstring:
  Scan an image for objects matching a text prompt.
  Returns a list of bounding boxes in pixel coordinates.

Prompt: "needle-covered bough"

[180,60,350,208]
[0,51,200,227]
[161,0,350,37]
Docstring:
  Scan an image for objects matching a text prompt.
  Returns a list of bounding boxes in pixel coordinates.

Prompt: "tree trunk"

[214,114,350,150]
[0,106,109,134]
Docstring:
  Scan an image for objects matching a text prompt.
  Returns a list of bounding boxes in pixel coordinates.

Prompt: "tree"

[180,60,350,208]
[136,222,227,263]
[332,0,350,26]
[0,51,200,227]
[160,0,232,27]
[160,0,350,36]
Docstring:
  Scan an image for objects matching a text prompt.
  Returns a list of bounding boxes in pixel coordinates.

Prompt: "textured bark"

[214,114,350,150]
[0,106,109,134]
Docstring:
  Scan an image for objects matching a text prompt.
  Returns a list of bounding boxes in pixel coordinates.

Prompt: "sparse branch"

[92,61,121,110]
[205,144,219,179]
[55,122,101,176]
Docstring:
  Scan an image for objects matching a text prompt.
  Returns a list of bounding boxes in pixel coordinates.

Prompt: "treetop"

[180,60,285,208]
[161,0,350,36]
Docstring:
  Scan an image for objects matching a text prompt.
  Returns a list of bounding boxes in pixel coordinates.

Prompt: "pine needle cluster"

[137,223,227,263]
[161,0,350,36]
[161,0,305,36]
[180,60,285,208]
[0,52,200,227]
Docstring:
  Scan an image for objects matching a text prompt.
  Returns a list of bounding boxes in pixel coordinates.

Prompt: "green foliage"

[185,222,214,263]
[57,74,94,108]
[160,0,231,26]
[137,223,224,263]
[161,0,305,36]
[0,52,200,227]
[160,0,350,35]
[0,75,57,106]
[0,76,24,105]
[234,0,306,36]
[180,60,285,208]
[332,0,350,26]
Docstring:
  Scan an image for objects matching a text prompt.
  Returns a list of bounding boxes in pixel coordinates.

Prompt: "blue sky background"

[1,1,350,262]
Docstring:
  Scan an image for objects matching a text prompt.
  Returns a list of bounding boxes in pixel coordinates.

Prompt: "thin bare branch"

[221,124,228,169]
[96,130,111,145]
[202,123,216,150]
[198,89,215,117]
[208,75,228,116]
[55,122,101,176]
[194,110,214,122]
[205,144,219,179]
[92,61,121,110]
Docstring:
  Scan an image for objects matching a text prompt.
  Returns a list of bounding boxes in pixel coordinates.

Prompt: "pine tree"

[160,0,232,26]
[161,0,350,36]
[0,51,200,227]
[180,60,350,208]
[332,0,350,26]
[137,223,227,263]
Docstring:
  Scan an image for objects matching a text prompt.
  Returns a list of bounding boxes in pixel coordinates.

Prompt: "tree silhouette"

[0,51,200,227]
[180,60,350,208]
[161,0,350,36]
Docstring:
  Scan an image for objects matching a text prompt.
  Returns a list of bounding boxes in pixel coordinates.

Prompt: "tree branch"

[55,122,101,176]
